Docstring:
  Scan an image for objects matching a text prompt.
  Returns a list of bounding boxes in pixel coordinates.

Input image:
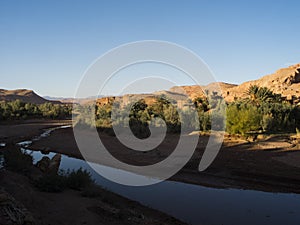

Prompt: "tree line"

[0,100,72,120]
[226,85,300,135]
[75,85,300,137]
[76,94,225,137]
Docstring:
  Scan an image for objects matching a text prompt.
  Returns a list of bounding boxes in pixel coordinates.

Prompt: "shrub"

[35,172,67,193]
[35,168,94,192]
[226,103,262,135]
[3,147,33,173]
[66,168,94,190]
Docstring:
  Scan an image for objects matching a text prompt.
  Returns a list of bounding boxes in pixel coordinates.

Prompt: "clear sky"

[1,0,300,97]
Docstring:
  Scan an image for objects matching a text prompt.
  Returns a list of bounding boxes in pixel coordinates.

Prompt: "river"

[6,126,300,225]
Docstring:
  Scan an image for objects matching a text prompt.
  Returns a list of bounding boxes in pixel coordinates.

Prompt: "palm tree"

[256,87,274,102]
[246,85,279,103]
[246,85,259,101]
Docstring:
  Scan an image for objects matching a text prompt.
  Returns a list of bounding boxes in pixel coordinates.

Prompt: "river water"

[10,127,300,225]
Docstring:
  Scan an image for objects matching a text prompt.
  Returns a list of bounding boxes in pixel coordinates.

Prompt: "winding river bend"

[11,127,300,225]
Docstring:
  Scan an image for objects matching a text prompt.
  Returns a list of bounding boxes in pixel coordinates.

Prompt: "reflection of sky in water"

[25,149,300,225]
[0,143,6,168]
[0,153,4,169]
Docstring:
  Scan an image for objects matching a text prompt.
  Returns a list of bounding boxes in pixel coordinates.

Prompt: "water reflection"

[0,143,6,147]
[0,152,4,169]
[36,153,61,174]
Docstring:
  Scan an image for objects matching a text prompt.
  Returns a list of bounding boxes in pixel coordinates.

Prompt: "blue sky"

[1,0,300,97]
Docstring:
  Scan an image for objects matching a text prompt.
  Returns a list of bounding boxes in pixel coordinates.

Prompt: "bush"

[226,103,262,135]
[66,168,94,190]
[35,172,67,193]
[3,147,33,173]
[35,168,94,192]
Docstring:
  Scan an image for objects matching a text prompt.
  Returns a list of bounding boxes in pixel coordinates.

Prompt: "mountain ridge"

[0,89,61,104]
[2,63,300,105]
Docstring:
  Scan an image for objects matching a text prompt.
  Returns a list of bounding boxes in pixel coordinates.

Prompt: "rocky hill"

[168,63,300,103]
[169,82,237,100]
[93,63,300,108]
[223,63,300,102]
[0,89,61,104]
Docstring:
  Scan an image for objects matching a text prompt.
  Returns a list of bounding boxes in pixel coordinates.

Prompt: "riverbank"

[0,168,185,225]
[27,124,300,194]
[0,119,72,144]
[0,120,187,225]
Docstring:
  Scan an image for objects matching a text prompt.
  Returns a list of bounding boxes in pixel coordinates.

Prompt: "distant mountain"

[0,89,61,104]
[3,63,300,106]
[94,63,300,107]
[43,95,104,104]
[43,96,76,104]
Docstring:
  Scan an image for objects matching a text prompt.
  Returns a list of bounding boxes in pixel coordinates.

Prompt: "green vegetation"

[76,94,224,136]
[76,86,300,137]
[226,85,300,135]
[0,100,72,120]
